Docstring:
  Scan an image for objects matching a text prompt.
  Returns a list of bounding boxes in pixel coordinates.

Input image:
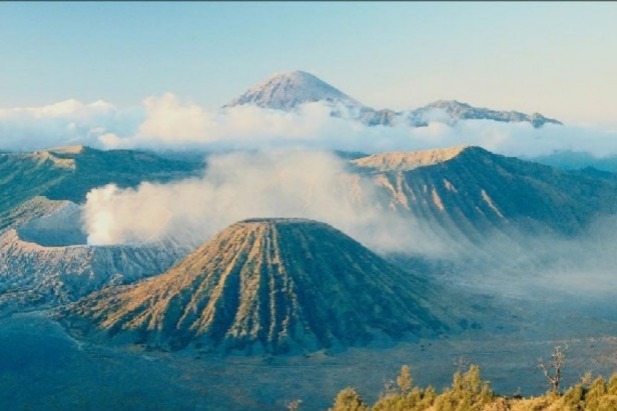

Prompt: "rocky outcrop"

[0,227,189,312]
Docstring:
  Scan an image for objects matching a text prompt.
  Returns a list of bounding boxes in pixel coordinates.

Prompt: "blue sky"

[1,2,616,124]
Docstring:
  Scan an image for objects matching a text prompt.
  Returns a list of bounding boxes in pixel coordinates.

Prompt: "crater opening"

[17,202,88,247]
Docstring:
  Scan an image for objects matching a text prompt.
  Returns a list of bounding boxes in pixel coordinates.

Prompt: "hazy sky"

[1,2,616,125]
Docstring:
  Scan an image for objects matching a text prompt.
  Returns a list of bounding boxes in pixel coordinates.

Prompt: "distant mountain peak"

[224,70,363,110]
[269,70,320,81]
[224,71,561,128]
[427,99,471,108]
[415,100,562,128]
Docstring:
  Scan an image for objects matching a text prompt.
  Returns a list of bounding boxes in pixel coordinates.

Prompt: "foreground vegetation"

[322,363,617,411]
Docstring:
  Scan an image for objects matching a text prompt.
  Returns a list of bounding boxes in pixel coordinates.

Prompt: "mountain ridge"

[413,100,562,127]
[357,145,617,247]
[225,71,562,128]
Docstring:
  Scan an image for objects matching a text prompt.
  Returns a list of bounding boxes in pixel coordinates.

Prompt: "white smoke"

[82,149,443,255]
[448,213,617,305]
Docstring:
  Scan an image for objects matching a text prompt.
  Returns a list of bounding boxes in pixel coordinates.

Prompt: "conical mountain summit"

[225,70,362,110]
[62,218,451,354]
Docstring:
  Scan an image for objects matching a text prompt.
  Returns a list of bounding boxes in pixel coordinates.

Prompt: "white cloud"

[102,94,617,158]
[0,99,114,119]
[1,93,617,159]
[137,93,213,142]
[100,97,364,151]
[0,99,141,151]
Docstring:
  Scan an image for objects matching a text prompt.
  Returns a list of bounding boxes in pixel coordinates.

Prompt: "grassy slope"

[0,147,204,229]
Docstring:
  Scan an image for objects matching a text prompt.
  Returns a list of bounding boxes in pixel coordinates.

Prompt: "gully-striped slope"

[63,218,453,354]
[353,146,617,243]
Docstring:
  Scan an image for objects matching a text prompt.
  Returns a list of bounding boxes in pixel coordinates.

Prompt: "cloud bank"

[1,93,616,158]
[0,99,142,152]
